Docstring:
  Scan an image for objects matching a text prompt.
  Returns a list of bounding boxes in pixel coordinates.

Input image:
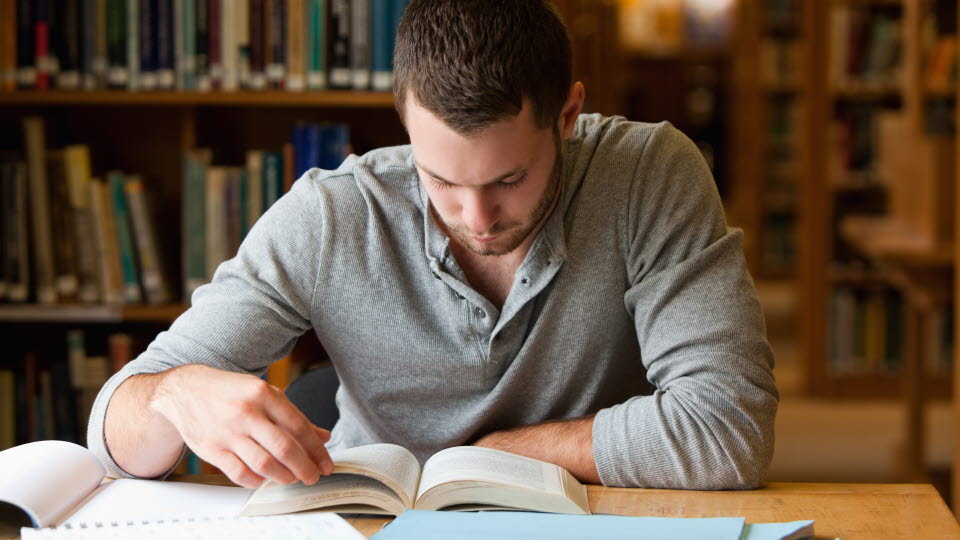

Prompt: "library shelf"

[0,91,395,108]
[0,304,188,324]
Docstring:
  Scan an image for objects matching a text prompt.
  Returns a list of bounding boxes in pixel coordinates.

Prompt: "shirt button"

[476,308,486,318]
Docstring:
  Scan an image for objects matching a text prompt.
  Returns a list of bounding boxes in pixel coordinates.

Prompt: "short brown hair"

[394,0,573,136]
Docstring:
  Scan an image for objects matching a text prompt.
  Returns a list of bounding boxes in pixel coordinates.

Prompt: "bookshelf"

[799,0,955,402]
[731,0,805,279]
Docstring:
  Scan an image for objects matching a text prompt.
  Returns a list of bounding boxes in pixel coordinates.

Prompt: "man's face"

[406,97,561,257]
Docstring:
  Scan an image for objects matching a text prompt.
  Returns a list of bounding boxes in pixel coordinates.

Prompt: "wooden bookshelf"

[0,304,188,324]
[0,91,395,108]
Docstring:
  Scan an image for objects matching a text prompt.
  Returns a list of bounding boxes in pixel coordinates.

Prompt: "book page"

[239,474,405,516]
[324,444,421,505]
[57,479,251,527]
[0,441,105,527]
[416,447,565,501]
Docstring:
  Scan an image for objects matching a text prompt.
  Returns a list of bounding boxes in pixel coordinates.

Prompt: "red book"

[34,20,49,90]
[282,142,294,193]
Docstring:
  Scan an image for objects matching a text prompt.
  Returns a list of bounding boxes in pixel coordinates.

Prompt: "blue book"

[319,124,350,170]
[303,122,321,175]
[108,171,142,304]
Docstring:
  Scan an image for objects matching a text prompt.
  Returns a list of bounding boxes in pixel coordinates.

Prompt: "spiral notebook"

[0,441,362,539]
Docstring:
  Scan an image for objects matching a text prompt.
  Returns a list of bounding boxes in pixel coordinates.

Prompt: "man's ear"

[557,82,586,140]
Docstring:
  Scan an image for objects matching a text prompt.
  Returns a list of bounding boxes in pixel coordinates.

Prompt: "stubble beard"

[444,139,563,257]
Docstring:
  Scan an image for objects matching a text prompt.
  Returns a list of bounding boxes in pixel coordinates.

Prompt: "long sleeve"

[87,173,331,479]
[591,123,779,489]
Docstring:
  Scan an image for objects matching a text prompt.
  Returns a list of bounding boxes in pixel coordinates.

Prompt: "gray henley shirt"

[88,114,779,490]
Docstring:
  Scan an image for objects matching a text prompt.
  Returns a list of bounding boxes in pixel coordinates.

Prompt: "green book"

[108,171,142,304]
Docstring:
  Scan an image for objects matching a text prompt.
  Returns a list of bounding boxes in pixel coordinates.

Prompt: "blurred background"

[0,0,958,515]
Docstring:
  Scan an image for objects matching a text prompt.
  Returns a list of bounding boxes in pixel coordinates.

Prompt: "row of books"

[0,0,409,93]
[182,121,351,299]
[0,330,132,450]
[830,5,902,89]
[827,104,886,186]
[924,35,958,90]
[1,119,173,305]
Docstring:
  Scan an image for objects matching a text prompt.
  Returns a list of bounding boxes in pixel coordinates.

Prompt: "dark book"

[248,0,266,89]
[328,0,351,88]
[56,0,83,89]
[3,161,30,303]
[208,0,221,89]
[46,151,79,302]
[266,0,286,89]
[155,0,174,89]
[106,0,128,87]
[16,0,35,89]
[139,0,156,89]
[350,0,370,89]
[195,0,210,90]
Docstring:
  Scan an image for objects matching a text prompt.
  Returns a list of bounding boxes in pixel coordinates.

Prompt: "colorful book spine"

[370,0,391,91]
[219,0,237,91]
[57,0,82,89]
[205,166,227,281]
[237,0,250,88]
[208,0,221,89]
[306,0,326,89]
[181,0,198,90]
[262,151,282,209]
[0,369,15,450]
[88,179,124,304]
[183,149,209,300]
[350,0,370,90]
[91,0,109,89]
[108,171,142,304]
[46,151,80,301]
[34,0,51,90]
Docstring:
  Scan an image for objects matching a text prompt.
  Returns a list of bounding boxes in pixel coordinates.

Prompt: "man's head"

[394,0,585,256]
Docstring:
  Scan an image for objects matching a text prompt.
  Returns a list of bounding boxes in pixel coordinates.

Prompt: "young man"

[91,0,778,491]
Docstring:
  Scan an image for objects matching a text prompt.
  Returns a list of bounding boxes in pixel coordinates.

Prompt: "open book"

[239,443,591,517]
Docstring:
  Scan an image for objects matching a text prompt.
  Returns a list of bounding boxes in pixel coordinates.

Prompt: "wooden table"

[3,479,958,539]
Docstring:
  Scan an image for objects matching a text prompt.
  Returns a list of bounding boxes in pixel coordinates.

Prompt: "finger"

[313,425,332,444]
[215,450,266,489]
[263,394,335,475]
[232,435,298,485]
[248,419,321,485]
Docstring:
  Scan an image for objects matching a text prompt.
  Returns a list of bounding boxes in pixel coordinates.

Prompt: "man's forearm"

[103,371,185,478]
[473,416,601,484]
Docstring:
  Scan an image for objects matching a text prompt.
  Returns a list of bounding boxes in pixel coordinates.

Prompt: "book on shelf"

[46,151,80,302]
[240,443,590,517]
[2,0,406,93]
[63,145,102,303]
[829,284,904,376]
[23,117,58,304]
[2,161,30,303]
[830,4,903,90]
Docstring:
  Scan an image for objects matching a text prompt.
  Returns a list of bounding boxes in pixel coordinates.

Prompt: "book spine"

[23,117,57,304]
[5,162,30,303]
[63,145,101,303]
[108,171,142,304]
[328,0,350,88]
[226,168,242,255]
[205,166,226,281]
[350,0,369,90]
[182,0,197,90]
[45,151,79,301]
[237,0,250,88]
[245,150,264,231]
[173,0,182,88]
[305,0,326,89]
[0,0,16,92]
[262,151,281,209]
[248,0,266,89]
[39,371,55,440]
[125,176,171,304]
[97,179,125,304]
[57,0,82,89]
[108,333,133,374]
[16,0,34,89]
[0,370,15,449]
[219,0,237,91]
[195,0,209,90]
[370,0,389,91]
[238,168,249,241]
[106,0,128,87]
[91,0,109,89]
[285,0,304,91]
[266,0,286,89]
[139,0,156,89]
[208,0,221,89]
[282,142,294,193]
[183,150,208,300]
[34,0,51,91]
[155,0,174,89]
[126,0,139,89]
[0,165,8,300]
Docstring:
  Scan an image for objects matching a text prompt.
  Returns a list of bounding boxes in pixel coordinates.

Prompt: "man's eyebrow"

[417,162,527,186]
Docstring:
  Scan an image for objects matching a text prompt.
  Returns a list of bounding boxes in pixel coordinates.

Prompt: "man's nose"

[461,190,499,234]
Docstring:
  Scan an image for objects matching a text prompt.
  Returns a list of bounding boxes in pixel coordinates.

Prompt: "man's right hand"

[143,364,335,488]
[104,365,333,488]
